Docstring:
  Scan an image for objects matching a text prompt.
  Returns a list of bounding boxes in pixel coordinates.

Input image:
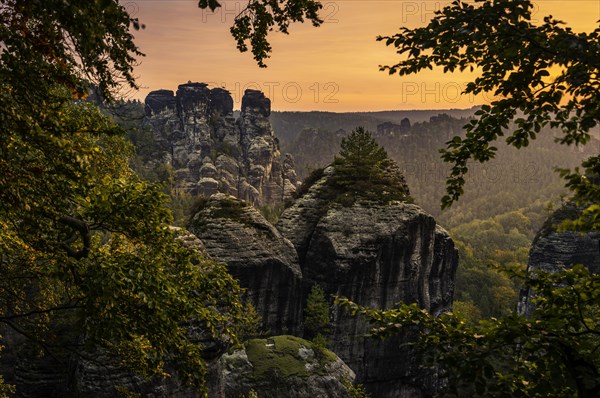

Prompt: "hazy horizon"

[128,0,599,111]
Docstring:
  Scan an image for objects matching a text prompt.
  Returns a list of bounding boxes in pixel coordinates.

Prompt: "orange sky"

[127,0,600,111]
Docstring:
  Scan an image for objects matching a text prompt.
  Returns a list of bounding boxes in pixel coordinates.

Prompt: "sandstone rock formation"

[277,165,458,397]
[143,83,297,206]
[519,204,600,317]
[188,193,303,335]
[8,107,458,397]
[376,119,411,136]
[218,335,355,398]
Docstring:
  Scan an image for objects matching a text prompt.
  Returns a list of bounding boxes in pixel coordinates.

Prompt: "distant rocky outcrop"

[218,335,355,398]
[519,204,600,317]
[188,193,303,335]
[277,165,457,397]
[376,119,411,136]
[143,83,298,206]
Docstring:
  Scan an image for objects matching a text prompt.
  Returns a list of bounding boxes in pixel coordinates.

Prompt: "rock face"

[277,166,458,397]
[183,159,457,396]
[144,83,298,206]
[519,204,600,317]
[71,358,199,398]
[188,193,303,335]
[218,335,355,398]
[376,119,411,136]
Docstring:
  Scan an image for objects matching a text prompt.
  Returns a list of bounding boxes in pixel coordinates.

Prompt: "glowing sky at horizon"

[127,0,600,111]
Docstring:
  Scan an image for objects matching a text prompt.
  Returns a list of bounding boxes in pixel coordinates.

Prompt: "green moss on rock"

[244,335,336,380]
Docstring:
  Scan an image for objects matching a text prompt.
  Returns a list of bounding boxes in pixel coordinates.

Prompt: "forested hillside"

[270,108,478,145]
[276,112,597,319]
[114,94,593,327]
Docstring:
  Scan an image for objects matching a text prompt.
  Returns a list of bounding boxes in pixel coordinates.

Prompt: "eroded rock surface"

[143,84,297,206]
[277,166,458,397]
[188,194,303,335]
[519,204,600,317]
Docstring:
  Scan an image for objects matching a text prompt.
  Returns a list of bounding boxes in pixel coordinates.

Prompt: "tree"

[337,265,600,397]
[0,1,248,394]
[303,284,330,342]
[335,127,388,168]
[333,1,600,397]
[378,0,600,222]
[330,127,411,205]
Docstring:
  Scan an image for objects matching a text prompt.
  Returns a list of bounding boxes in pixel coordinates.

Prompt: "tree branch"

[58,215,90,260]
[0,303,84,322]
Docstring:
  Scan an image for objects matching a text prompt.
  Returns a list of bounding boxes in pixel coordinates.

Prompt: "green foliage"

[451,300,482,325]
[303,285,330,341]
[0,97,247,392]
[238,302,267,342]
[337,265,600,397]
[310,333,328,351]
[198,0,324,67]
[378,0,600,215]
[259,202,286,225]
[192,195,251,224]
[559,159,600,233]
[0,0,142,102]
[450,209,534,319]
[0,345,14,398]
[218,142,242,159]
[168,190,197,227]
[342,378,371,398]
[335,127,388,168]
[114,385,141,398]
[0,1,247,394]
[330,127,411,205]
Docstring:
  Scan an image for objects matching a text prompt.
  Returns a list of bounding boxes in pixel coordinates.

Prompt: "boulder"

[519,203,600,317]
[219,336,356,398]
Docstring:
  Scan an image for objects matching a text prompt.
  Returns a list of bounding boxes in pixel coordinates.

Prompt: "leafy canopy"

[198,0,324,67]
[337,265,600,398]
[333,1,600,397]
[378,0,600,217]
[0,0,248,394]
